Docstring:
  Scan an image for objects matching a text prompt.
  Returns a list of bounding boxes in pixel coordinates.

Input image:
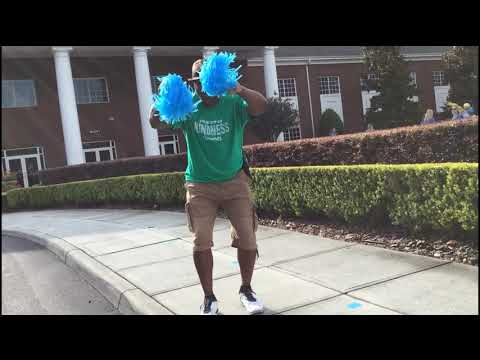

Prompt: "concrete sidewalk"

[2,209,478,315]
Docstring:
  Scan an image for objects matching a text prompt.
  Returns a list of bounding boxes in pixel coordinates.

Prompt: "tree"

[442,46,478,109]
[363,46,423,129]
[317,109,344,136]
[247,97,298,142]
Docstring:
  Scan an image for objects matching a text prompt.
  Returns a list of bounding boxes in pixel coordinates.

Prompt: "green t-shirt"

[173,94,250,183]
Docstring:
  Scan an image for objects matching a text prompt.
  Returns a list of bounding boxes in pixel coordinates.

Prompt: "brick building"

[2,46,450,187]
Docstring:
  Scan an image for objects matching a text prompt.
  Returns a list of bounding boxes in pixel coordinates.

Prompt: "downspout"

[305,57,316,137]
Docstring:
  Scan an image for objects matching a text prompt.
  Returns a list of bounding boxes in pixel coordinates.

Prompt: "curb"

[2,229,173,315]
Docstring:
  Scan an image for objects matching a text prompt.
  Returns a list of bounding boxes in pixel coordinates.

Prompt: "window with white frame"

[432,71,446,86]
[82,140,116,163]
[277,78,301,142]
[74,78,109,104]
[278,77,299,111]
[2,80,37,108]
[159,135,180,156]
[319,76,340,94]
[278,78,297,97]
[283,126,301,141]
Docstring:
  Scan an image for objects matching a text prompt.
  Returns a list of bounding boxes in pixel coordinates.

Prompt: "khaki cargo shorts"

[185,170,258,252]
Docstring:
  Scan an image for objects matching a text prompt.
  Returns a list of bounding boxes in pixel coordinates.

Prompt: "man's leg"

[222,171,263,314]
[237,248,257,287]
[230,220,257,287]
[229,216,263,314]
[222,171,258,286]
[185,183,219,314]
[193,249,214,296]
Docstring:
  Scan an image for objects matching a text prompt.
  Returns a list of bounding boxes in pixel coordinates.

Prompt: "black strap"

[242,151,252,179]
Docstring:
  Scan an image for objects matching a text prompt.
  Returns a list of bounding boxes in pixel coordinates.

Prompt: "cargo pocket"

[185,203,194,233]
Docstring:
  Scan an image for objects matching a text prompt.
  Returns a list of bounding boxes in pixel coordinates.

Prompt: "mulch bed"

[254,210,478,266]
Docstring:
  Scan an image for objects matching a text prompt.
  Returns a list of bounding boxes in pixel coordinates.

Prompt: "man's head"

[188,59,218,106]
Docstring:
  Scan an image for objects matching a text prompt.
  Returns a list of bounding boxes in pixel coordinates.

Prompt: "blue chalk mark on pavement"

[347,302,362,309]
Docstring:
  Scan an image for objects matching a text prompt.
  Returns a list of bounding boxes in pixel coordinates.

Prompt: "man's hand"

[149,105,160,129]
[149,104,174,131]
[234,82,244,95]
[149,104,167,130]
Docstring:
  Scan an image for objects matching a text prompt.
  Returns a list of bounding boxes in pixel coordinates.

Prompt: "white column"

[264,46,279,98]
[133,46,160,157]
[52,47,84,165]
[202,46,219,59]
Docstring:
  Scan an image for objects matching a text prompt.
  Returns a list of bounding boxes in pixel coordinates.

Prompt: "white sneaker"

[239,286,264,315]
[200,295,219,315]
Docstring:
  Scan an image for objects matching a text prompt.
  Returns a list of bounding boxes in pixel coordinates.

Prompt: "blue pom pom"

[199,52,242,97]
[152,74,200,124]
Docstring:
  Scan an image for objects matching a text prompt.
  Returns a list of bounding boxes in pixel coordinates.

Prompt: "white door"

[320,93,344,121]
[6,155,42,188]
[6,158,26,187]
[361,90,380,115]
[434,85,450,112]
[319,75,344,121]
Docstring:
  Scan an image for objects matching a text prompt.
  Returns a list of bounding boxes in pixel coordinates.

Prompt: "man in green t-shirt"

[149,59,267,315]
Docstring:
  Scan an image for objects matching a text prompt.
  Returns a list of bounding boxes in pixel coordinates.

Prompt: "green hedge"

[2,193,7,212]
[5,172,185,210]
[5,164,478,235]
[2,172,18,193]
[252,163,478,234]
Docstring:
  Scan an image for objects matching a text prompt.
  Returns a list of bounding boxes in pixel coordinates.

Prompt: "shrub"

[2,192,7,212]
[385,164,479,233]
[7,172,186,210]
[244,119,478,167]
[317,108,344,136]
[251,163,478,235]
[2,172,18,193]
[39,153,187,185]
[7,163,478,236]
